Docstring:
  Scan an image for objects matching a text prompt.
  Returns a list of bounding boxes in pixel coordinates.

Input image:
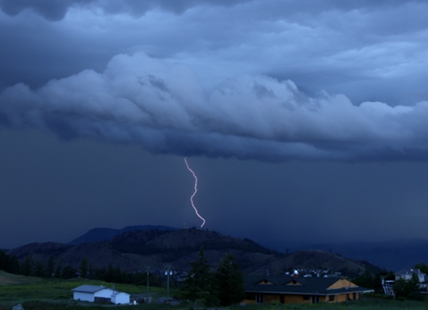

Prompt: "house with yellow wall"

[244,275,372,304]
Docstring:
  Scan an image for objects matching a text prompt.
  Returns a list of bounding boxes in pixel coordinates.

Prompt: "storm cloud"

[2,52,427,161]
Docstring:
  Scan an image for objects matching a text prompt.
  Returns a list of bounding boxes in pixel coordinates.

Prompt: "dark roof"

[245,275,371,296]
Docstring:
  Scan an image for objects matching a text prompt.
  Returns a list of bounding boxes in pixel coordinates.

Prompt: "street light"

[164,265,173,301]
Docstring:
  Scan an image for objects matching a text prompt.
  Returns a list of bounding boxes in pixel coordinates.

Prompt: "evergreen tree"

[54,260,62,278]
[215,254,245,306]
[0,250,11,272]
[105,264,114,282]
[21,255,34,276]
[62,265,77,279]
[414,263,428,276]
[46,256,55,278]
[10,255,20,274]
[80,258,88,278]
[393,273,419,299]
[181,248,215,306]
[352,270,374,289]
[34,261,46,277]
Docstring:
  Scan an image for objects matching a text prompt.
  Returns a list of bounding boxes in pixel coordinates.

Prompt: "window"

[303,295,310,300]
[328,295,335,301]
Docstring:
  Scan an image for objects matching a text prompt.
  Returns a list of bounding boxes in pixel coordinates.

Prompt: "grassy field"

[1,271,427,310]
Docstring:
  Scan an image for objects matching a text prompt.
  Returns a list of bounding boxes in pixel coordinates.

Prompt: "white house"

[111,291,131,305]
[72,284,130,304]
[394,268,427,283]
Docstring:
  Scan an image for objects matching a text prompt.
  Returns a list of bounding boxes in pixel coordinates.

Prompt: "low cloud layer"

[2,53,427,161]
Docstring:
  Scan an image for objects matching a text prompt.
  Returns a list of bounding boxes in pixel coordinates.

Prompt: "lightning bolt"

[184,157,206,228]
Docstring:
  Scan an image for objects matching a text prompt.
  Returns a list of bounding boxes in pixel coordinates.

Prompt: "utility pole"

[165,264,172,301]
[145,266,151,301]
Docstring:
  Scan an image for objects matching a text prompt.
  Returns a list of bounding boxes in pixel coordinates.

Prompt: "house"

[394,268,427,283]
[111,291,131,305]
[419,279,428,292]
[382,268,428,297]
[72,284,130,304]
[243,275,372,304]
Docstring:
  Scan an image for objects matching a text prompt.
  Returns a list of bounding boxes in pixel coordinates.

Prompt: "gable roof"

[71,284,109,293]
[112,292,130,297]
[395,268,426,276]
[245,275,370,296]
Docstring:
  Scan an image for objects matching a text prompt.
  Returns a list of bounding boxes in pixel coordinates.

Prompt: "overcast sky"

[1,0,428,250]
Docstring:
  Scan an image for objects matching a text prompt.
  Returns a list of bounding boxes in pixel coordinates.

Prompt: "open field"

[0,271,165,309]
[1,271,427,310]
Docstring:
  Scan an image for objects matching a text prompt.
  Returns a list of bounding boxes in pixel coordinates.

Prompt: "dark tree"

[0,250,11,272]
[62,265,77,279]
[80,258,88,278]
[46,256,55,278]
[414,263,428,276]
[181,248,216,306]
[384,271,395,281]
[10,255,20,274]
[215,254,245,306]
[353,270,375,289]
[21,255,34,276]
[54,260,62,278]
[393,273,419,299]
[34,261,46,277]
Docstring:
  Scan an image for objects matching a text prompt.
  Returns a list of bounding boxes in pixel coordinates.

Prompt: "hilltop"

[6,228,380,277]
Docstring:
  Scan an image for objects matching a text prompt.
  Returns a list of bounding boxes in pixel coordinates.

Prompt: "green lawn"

[1,271,427,310]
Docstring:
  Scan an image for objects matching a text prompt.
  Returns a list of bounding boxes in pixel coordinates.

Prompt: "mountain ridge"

[7,227,381,278]
[69,225,178,245]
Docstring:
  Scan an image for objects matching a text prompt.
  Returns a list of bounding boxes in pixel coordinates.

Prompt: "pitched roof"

[112,292,130,297]
[245,275,370,296]
[395,268,426,276]
[71,284,109,293]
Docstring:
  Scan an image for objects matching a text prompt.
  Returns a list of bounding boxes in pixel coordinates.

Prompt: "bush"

[407,292,426,301]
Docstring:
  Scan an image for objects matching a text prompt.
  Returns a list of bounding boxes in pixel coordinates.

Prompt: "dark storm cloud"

[1,0,91,21]
[1,0,427,161]
[1,0,253,20]
[1,53,427,161]
[3,0,425,20]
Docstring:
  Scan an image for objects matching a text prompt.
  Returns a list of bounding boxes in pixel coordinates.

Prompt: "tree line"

[0,250,162,285]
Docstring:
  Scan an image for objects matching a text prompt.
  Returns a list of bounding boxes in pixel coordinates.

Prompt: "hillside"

[7,228,376,277]
[69,225,178,245]
[296,239,428,271]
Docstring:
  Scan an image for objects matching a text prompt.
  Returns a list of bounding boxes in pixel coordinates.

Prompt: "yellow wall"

[328,279,358,289]
[284,295,310,303]
[242,292,360,305]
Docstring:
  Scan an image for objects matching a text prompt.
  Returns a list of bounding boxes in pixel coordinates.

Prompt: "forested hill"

[6,228,380,277]
[68,225,178,245]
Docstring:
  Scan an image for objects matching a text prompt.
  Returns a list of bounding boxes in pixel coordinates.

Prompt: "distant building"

[394,268,427,283]
[382,267,428,297]
[111,291,131,305]
[71,284,130,305]
[243,275,372,304]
